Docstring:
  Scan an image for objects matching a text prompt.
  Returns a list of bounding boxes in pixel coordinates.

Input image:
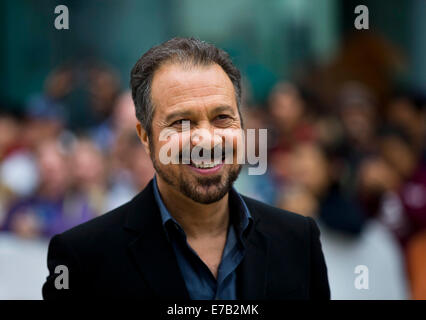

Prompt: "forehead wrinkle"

[151,63,238,125]
[161,99,235,123]
[165,91,235,110]
[152,63,235,100]
[161,78,234,100]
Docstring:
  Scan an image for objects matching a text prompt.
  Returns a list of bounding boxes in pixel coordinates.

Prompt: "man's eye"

[215,114,231,120]
[171,119,190,126]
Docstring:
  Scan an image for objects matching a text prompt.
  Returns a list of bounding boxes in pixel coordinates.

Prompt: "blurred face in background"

[358,156,400,195]
[277,184,319,218]
[109,130,155,189]
[277,143,330,217]
[386,97,425,152]
[21,117,64,150]
[387,98,418,133]
[130,145,155,190]
[113,91,138,133]
[88,67,120,116]
[380,135,417,179]
[137,62,242,204]
[36,140,69,198]
[287,143,330,197]
[0,114,20,158]
[241,107,268,155]
[44,68,73,99]
[269,84,304,132]
[70,139,106,190]
[340,102,375,147]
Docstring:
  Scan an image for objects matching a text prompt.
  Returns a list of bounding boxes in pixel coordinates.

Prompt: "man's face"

[141,62,242,204]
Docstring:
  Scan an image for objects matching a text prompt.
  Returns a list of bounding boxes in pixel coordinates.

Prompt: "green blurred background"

[1,0,425,107]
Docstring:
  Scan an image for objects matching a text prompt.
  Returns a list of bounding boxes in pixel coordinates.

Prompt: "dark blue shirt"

[152,175,252,300]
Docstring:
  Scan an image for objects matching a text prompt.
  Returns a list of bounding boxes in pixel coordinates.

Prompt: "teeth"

[192,162,219,169]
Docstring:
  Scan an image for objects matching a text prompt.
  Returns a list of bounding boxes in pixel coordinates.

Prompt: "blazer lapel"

[124,180,190,300]
[238,198,270,300]
[122,182,273,300]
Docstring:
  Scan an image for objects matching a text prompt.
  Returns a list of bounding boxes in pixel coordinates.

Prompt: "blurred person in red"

[0,107,25,161]
[267,82,317,189]
[278,142,366,235]
[268,82,316,153]
[0,107,28,225]
[385,91,426,156]
[357,123,426,299]
[278,142,408,299]
[357,125,426,246]
[383,92,426,300]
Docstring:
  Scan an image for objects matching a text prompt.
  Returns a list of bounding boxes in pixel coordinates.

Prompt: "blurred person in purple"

[1,138,103,239]
[1,139,70,238]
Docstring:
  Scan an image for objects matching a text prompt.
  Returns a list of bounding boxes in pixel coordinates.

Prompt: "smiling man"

[42,37,330,300]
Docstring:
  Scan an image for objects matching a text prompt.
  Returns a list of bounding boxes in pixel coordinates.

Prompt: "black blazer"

[42,180,330,300]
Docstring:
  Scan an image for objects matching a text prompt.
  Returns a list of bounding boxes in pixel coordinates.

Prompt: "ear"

[136,123,151,156]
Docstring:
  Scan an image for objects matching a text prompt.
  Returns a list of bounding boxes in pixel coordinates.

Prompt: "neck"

[156,175,230,239]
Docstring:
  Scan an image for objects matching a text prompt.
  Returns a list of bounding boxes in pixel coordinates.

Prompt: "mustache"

[175,145,235,163]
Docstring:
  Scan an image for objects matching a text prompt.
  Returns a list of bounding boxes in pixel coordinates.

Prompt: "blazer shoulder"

[52,181,158,256]
[242,195,311,242]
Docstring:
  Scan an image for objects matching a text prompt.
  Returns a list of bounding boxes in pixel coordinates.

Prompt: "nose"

[190,123,222,150]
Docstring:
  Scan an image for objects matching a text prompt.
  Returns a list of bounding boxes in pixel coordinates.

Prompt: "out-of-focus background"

[1,0,425,300]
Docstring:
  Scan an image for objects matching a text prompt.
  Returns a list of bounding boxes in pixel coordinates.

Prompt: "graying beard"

[152,156,241,204]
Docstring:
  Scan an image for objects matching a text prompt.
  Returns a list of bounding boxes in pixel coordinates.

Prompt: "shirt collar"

[152,175,252,239]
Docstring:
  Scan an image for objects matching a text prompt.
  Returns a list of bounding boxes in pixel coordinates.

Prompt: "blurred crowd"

[0,33,425,299]
[0,62,155,239]
[236,33,426,300]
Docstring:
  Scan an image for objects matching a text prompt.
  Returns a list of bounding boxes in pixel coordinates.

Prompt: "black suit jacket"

[42,180,330,299]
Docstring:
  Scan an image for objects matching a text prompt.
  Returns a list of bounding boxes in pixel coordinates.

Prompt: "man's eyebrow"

[164,110,194,123]
[165,105,236,122]
[210,105,236,115]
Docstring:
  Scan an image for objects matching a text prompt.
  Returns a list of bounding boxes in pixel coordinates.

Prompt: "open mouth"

[185,153,226,173]
[190,162,221,169]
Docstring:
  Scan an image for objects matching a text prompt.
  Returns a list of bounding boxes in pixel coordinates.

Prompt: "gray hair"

[130,37,242,137]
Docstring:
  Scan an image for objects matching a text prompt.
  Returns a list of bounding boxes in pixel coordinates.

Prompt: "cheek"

[215,129,243,149]
[154,131,191,165]
[215,129,245,164]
